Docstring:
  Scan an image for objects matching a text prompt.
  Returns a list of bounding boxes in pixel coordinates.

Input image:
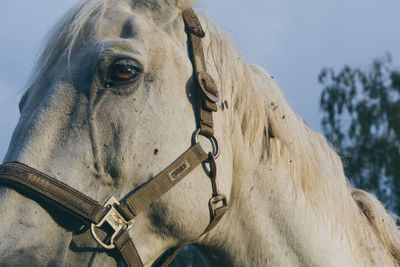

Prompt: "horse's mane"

[26,0,107,90]
[203,13,400,265]
[28,0,400,263]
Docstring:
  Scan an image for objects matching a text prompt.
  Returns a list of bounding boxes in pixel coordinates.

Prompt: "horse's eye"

[107,62,140,86]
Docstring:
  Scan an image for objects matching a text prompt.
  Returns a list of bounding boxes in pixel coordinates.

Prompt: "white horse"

[1,0,399,266]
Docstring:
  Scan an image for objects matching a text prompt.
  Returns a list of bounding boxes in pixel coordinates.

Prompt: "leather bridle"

[0,9,227,267]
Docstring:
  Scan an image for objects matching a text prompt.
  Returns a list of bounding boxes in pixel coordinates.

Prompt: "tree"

[319,54,400,214]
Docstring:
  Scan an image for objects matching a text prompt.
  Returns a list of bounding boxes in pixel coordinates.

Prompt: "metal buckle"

[90,197,135,249]
[196,71,219,104]
[209,194,228,218]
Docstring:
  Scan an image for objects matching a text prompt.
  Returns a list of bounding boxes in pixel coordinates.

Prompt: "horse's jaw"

[0,188,74,266]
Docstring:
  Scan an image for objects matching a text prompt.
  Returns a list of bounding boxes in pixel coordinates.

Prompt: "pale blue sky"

[1,0,400,159]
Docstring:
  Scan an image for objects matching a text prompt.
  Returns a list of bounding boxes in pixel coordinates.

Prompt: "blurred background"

[1,0,400,265]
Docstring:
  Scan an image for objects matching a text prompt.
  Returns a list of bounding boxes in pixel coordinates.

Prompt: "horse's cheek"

[0,188,71,266]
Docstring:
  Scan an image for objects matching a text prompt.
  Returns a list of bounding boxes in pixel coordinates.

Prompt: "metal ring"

[196,71,220,103]
[193,129,220,159]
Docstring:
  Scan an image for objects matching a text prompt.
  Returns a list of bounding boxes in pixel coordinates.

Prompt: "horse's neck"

[201,152,395,266]
[200,155,350,266]
[199,27,397,265]
[201,97,393,266]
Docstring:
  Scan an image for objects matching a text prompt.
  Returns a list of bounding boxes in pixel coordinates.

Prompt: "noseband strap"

[0,9,226,267]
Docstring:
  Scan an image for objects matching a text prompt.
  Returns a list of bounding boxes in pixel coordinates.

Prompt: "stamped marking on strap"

[169,160,191,181]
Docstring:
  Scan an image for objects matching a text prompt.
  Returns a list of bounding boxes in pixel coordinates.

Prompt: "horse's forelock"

[27,0,194,91]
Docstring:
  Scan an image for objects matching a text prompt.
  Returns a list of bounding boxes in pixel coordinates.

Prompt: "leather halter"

[0,9,227,267]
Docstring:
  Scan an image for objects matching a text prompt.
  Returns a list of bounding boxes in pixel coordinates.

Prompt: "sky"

[1,0,400,159]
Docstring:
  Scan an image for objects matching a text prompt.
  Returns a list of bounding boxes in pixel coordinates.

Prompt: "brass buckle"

[209,194,228,217]
[90,197,135,249]
[196,71,219,104]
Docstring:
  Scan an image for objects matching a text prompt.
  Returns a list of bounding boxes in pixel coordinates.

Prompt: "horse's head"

[0,0,233,265]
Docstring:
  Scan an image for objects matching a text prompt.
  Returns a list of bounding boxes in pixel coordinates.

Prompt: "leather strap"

[117,143,208,220]
[0,162,106,224]
[161,196,228,267]
[114,230,144,267]
[183,8,219,137]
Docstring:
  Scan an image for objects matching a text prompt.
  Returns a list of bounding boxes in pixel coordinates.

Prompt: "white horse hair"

[1,0,399,266]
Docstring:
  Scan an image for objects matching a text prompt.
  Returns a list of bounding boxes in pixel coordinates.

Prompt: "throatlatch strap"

[161,200,228,267]
[117,143,208,220]
[0,162,106,224]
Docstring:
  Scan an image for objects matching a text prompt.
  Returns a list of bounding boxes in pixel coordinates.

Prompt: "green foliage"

[319,54,400,214]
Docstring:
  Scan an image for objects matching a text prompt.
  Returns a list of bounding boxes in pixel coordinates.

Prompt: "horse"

[1,0,400,266]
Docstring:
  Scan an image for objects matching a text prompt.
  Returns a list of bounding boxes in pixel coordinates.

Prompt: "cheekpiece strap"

[183,8,219,136]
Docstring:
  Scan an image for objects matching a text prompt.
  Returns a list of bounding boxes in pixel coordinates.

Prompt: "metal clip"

[206,153,228,218]
[90,197,135,249]
[207,152,219,194]
[196,71,219,104]
[209,194,228,218]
